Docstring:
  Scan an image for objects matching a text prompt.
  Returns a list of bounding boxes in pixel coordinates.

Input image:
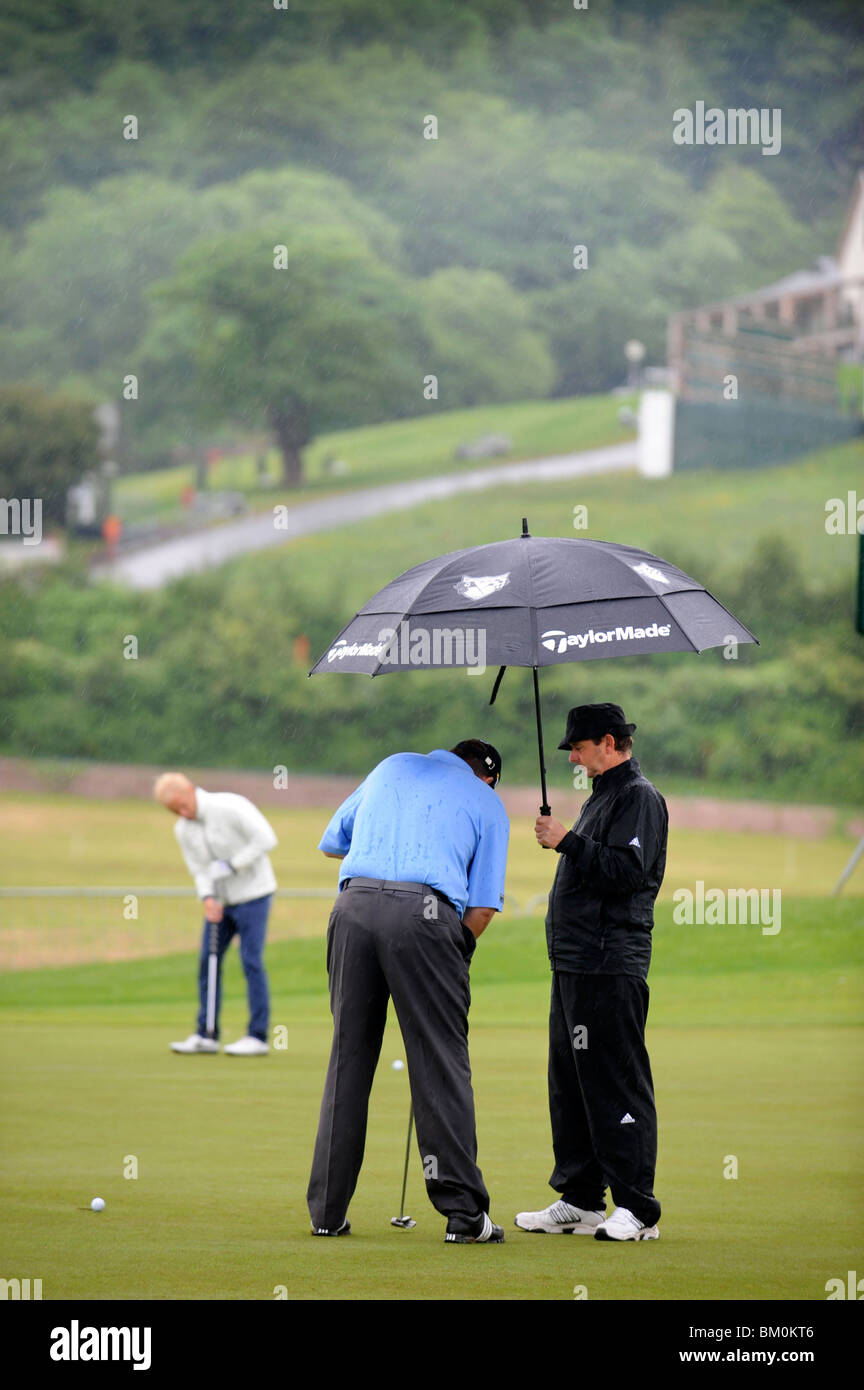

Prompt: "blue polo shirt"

[318,749,509,917]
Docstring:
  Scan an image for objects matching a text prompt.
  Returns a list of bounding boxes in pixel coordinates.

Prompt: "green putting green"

[0,901,861,1301]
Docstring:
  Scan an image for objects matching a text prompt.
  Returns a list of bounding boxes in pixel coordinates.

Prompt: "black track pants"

[306,882,489,1233]
[548,971,660,1227]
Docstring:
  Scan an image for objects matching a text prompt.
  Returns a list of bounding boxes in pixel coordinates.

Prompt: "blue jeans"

[196,894,271,1042]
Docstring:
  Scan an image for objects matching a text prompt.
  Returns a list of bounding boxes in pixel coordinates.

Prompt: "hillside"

[1,431,861,802]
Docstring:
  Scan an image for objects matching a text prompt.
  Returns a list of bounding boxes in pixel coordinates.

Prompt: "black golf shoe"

[310,1220,351,1237]
[445,1212,504,1244]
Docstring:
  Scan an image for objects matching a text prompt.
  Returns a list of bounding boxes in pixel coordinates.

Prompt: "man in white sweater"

[154,772,277,1056]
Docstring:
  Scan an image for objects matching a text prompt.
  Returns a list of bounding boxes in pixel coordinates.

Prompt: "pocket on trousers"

[460,922,477,962]
[441,906,474,962]
[325,908,340,972]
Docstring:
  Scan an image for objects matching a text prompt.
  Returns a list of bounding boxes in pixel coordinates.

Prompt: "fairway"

[1,902,861,1301]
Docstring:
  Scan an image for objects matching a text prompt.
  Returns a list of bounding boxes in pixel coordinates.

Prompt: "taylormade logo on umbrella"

[327,638,390,662]
[325,625,487,672]
[541,622,673,654]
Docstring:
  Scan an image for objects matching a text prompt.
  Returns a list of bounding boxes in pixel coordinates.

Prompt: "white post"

[638,389,675,478]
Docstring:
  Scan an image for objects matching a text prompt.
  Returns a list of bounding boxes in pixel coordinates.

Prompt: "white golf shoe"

[170,1033,219,1054]
[594,1206,660,1241]
[514,1199,606,1234]
[224,1036,270,1056]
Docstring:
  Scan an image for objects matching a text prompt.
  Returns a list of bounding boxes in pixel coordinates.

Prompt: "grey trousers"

[306,880,490,1232]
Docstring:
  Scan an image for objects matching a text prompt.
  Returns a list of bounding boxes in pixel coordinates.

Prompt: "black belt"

[342,877,458,915]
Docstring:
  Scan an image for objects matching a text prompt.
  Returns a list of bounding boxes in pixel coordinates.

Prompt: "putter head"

[390,1215,416,1229]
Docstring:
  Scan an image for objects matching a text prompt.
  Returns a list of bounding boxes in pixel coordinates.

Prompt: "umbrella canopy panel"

[356,536,699,613]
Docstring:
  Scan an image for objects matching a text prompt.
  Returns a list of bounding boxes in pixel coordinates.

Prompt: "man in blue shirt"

[306,740,510,1244]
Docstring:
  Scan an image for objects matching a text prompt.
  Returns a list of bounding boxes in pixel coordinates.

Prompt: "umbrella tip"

[521,517,530,538]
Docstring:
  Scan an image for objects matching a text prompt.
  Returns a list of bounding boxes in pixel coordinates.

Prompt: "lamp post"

[624,338,646,391]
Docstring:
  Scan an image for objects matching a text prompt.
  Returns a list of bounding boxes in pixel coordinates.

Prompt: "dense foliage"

[1,520,860,803]
[1,0,861,472]
[0,385,99,525]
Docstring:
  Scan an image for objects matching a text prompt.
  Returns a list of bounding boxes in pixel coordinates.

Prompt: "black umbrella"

[309,519,758,813]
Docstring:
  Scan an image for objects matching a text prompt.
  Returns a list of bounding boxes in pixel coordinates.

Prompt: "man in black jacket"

[514,703,668,1242]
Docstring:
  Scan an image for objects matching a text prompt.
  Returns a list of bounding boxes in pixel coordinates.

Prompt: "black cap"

[557,703,636,750]
[478,741,502,787]
[451,739,502,787]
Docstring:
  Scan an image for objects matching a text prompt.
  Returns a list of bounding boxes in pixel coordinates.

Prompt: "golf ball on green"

[392,1060,404,1071]
[90,1197,105,1212]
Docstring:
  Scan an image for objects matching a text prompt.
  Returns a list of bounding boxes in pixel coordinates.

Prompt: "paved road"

[92,441,638,591]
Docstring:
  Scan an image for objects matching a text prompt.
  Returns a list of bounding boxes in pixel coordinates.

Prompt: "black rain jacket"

[545,757,668,978]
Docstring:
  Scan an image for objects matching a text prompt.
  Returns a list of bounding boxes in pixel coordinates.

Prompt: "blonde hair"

[153,772,193,804]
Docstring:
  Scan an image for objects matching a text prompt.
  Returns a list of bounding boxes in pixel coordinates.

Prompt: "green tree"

[696,169,822,291]
[387,95,690,290]
[156,227,429,485]
[0,166,408,467]
[420,267,554,405]
[0,176,210,384]
[0,384,98,526]
[531,244,668,395]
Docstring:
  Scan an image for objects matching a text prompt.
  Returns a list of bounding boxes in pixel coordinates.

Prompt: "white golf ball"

[391,1059,404,1071]
[90,1197,105,1212]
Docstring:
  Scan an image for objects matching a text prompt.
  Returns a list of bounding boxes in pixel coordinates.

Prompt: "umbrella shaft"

[533,667,551,816]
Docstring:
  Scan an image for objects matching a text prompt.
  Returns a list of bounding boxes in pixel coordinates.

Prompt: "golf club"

[202,827,222,1041]
[205,916,219,1040]
[390,1101,416,1229]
